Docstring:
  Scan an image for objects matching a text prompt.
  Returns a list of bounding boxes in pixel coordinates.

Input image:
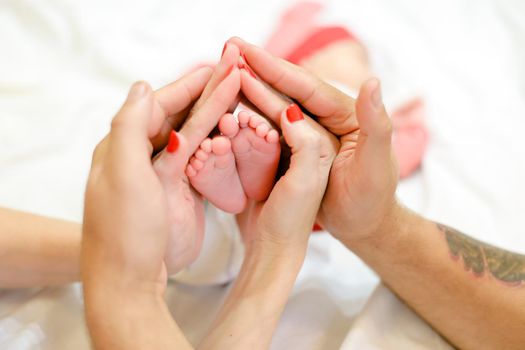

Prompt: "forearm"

[0,207,81,288]
[84,282,191,350]
[341,203,525,350]
[199,241,306,350]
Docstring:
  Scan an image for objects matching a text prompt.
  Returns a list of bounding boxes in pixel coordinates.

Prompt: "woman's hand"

[154,43,242,274]
[82,81,198,350]
[200,45,338,347]
[229,37,399,246]
[82,49,241,347]
[200,99,337,349]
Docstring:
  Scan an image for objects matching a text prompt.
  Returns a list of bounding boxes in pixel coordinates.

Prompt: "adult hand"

[229,37,399,245]
[201,100,337,349]
[237,103,338,250]
[154,43,241,273]
[82,49,241,347]
[82,81,199,350]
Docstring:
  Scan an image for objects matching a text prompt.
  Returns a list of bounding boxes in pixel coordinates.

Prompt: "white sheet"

[1,0,524,349]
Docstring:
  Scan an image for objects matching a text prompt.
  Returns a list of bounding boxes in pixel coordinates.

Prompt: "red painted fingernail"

[286,104,303,123]
[221,42,228,58]
[167,130,179,153]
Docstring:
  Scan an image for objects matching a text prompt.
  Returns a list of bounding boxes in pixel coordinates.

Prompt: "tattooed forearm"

[437,224,525,285]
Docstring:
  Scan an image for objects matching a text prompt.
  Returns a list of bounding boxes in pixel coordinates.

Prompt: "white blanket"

[1,0,524,348]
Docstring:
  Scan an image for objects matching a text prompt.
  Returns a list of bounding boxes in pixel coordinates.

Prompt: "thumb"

[153,130,190,182]
[109,81,155,160]
[261,104,328,237]
[355,78,398,177]
[279,104,322,189]
[111,81,153,140]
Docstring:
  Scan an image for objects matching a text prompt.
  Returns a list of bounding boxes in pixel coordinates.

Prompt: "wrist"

[245,234,308,264]
[84,272,166,312]
[239,237,307,294]
[84,284,187,350]
[342,202,429,262]
[202,232,307,350]
[335,200,408,250]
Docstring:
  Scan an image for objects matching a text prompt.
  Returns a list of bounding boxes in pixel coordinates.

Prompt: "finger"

[355,78,396,175]
[153,130,190,182]
[228,37,358,135]
[278,104,322,188]
[180,66,241,155]
[192,42,241,112]
[103,82,158,188]
[150,67,213,151]
[240,69,289,127]
[262,104,329,236]
[110,81,155,159]
[241,69,340,153]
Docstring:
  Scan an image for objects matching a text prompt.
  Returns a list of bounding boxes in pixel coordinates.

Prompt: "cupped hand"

[153,43,242,273]
[82,45,243,302]
[230,37,399,244]
[234,100,338,253]
[82,74,207,302]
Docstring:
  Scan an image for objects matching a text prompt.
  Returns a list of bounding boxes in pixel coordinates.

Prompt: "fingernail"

[127,81,147,102]
[371,79,382,108]
[221,42,228,58]
[167,130,179,153]
[286,104,304,123]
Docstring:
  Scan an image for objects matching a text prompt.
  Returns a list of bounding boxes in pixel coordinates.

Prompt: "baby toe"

[195,149,209,161]
[238,111,250,127]
[211,136,232,156]
[200,138,212,153]
[255,123,270,138]
[190,157,204,170]
[266,129,280,143]
[186,164,197,177]
[219,113,239,138]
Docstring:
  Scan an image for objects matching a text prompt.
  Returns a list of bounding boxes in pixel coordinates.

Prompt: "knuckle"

[302,131,322,150]
[110,114,127,130]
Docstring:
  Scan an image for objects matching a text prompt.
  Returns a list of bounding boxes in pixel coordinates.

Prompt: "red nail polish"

[221,42,228,58]
[313,223,323,231]
[167,130,179,153]
[286,104,303,123]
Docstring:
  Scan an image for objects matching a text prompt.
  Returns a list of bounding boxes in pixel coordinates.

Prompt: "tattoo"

[437,224,525,285]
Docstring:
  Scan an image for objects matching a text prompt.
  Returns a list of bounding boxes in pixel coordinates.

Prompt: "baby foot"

[219,111,281,202]
[186,136,247,213]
